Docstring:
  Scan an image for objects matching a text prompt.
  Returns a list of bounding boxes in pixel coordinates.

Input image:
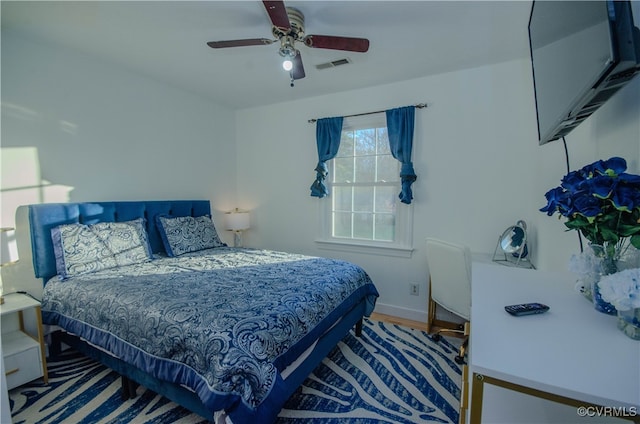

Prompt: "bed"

[26,200,379,423]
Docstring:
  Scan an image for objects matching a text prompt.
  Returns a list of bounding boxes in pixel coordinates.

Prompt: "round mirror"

[493,220,532,267]
[500,225,526,254]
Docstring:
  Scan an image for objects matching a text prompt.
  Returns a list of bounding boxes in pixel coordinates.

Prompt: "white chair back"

[426,238,472,321]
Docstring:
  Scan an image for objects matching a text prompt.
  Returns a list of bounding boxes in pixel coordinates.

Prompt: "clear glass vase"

[571,243,639,315]
[589,244,618,315]
[592,281,617,314]
[617,308,640,340]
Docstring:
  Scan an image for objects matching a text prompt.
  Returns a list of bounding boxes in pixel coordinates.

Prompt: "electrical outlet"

[410,283,419,296]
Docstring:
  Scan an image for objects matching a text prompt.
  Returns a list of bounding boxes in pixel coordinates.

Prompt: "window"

[317,116,413,256]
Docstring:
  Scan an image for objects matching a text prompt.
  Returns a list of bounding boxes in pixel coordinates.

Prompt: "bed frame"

[26,200,366,422]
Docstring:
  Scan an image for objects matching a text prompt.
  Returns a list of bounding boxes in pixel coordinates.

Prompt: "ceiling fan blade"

[304,35,370,53]
[262,1,291,31]
[292,52,305,80]
[207,39,274,49]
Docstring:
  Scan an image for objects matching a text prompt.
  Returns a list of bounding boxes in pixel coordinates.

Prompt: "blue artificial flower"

[602,157,627,176]
[540,187,570,216]
[588,174,617,199]
[618,172,640,186]
[561,170,586,191]
[612,183,640,212]
[582,157,627,177]
[541,157,640,249]
[571,192,602,218]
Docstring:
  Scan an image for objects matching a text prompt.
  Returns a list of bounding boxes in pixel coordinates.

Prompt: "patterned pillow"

[52,218,152,279]
[156,215,226,257]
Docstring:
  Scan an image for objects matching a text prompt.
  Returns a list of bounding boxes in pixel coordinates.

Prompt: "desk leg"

[468,372,640,424]
[469,373,484,424]
[459,365,469,424]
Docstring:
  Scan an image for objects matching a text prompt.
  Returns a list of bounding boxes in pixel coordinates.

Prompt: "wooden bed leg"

[355,317,363,337]
[121,376,138,400]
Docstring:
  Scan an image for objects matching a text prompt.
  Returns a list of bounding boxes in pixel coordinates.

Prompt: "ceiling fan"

[206,1,370,86]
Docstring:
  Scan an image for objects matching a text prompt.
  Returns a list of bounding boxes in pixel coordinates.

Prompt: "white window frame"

[315,115,414,257]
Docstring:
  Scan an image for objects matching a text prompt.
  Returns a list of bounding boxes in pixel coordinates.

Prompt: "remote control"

[504,303,549,316]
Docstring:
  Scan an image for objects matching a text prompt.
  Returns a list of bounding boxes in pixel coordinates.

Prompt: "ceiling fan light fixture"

[206,1,369,85]
[279,42,297,72]
[279,36,296,57]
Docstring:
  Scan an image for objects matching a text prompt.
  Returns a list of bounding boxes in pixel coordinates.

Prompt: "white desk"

[469,261,640,423]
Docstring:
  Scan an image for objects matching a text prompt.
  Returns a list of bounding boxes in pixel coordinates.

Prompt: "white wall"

[1,33,239,297]
[236,56,640,322]
[2,33,237,207]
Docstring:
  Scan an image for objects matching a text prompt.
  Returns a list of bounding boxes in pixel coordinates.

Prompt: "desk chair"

[426,237,471,364]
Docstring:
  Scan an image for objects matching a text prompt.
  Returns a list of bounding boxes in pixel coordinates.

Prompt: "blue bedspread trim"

[41,248,378,423]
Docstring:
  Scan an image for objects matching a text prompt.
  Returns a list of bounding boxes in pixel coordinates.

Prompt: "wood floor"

[369,312,429,332]
[370,312,466,340]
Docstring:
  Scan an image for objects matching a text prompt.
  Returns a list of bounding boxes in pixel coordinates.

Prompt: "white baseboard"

[373,302,428,323]
[373,302,464,325]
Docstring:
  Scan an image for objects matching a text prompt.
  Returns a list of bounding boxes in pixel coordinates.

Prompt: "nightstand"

[0,293,48,389]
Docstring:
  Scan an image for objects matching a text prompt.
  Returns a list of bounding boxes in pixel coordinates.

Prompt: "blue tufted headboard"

[28,200,211,282]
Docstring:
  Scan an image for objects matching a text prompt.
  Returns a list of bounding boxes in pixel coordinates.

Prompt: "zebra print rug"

[9,319,462,423]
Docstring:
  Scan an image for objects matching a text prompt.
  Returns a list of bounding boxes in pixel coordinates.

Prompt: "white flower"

[598,268,640,311]
[568,254,585,274]
[568,250,602,277]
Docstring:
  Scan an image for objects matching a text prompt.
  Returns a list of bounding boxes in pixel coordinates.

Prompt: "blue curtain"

[310,117,344,198]
[386,106,417,204]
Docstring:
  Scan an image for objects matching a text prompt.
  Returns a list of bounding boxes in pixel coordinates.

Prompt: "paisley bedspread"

[41,247,378,423]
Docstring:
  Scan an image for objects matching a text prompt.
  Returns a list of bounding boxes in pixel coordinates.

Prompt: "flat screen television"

[528,0,639,145]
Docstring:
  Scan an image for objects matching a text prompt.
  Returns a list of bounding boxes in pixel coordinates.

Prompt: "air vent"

[316,58,352,70]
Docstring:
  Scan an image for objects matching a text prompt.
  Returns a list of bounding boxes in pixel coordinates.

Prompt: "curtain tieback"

[310,161,330,198]
[315,162,329,178]
[399,162,416,204]
[400,162,417,181]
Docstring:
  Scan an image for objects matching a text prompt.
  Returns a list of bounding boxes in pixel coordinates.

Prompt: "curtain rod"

[307,103,427,123]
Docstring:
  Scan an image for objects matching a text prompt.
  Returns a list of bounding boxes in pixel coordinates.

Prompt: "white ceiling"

[1,1,533,109]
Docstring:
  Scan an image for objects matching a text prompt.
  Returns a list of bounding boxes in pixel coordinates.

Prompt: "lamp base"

[233,231,243,248]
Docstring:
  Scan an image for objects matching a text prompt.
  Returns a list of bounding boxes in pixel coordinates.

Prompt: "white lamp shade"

[0,228,19,264]
[226,212,250,231]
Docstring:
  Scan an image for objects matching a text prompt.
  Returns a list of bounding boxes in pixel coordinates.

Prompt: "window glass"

[324,117,408,248]
[355,156,375,182]
[353,212,373,240]
[339,131,354,157]
[354,187,374,212]
[354,129,376,156]
[376,127,390,154]
[334,157,354,182]
[333,211,352,238]
[377,155,397,182]
[374,186,396,213]
[374,213,395,241]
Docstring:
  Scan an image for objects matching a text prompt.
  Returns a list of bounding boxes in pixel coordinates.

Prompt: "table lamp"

[225,209,250,247]
[1,227,19,304]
